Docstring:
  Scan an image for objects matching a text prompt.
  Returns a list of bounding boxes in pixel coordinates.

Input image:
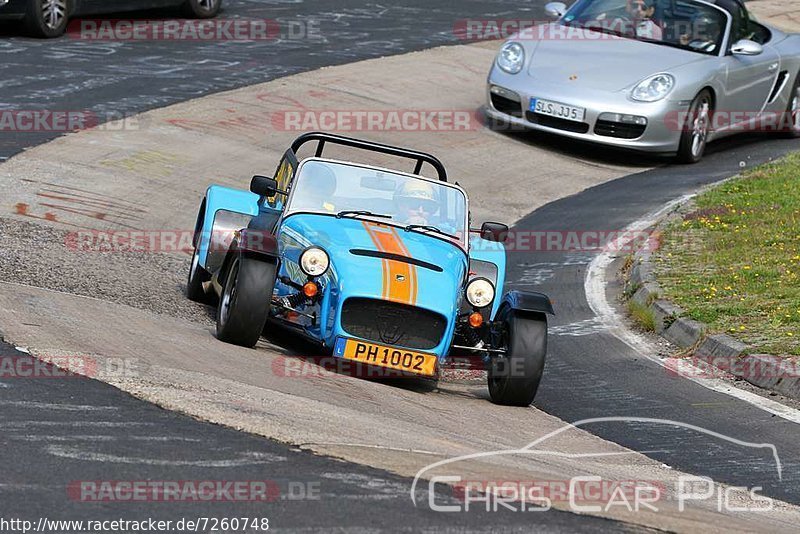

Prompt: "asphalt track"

[2,0,800,531]
[511,132,800,505]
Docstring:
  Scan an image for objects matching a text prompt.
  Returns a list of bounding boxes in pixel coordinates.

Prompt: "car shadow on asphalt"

[477,106,790,168]
[192,298,442,394]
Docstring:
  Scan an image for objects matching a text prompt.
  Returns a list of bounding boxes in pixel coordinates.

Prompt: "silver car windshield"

[563,0,728,55]
[286,159,468,247]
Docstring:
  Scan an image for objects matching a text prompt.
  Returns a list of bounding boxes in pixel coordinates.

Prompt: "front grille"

[525,111,590,133]
[594,120,646,139]
[491,93,523,118]
[341,298,447,350]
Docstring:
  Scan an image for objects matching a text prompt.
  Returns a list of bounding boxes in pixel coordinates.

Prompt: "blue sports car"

[187,133,554,406]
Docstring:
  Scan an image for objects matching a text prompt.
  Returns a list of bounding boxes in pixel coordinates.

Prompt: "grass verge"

[654,152,800,356]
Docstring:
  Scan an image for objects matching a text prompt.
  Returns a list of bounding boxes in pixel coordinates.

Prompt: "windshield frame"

[283,157,471,251]
[560,0,732,57]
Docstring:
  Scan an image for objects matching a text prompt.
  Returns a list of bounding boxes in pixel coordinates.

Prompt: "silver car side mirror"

[731,39,763,56]
[544,2,567,18]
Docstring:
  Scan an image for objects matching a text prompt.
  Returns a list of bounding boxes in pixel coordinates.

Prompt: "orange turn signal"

[303,281,319,298]
[468,312,484,328]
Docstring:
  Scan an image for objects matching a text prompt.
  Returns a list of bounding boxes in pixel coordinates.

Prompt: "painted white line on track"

[44,445,286,466]
[584,190,800,426]
[0,400,118,411]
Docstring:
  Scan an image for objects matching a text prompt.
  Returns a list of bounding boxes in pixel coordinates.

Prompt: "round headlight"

[497,42,525,74]
[300,247,329,277]
[466,278,495,309]
[631,74,675,102]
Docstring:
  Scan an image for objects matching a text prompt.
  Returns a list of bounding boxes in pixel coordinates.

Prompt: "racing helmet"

[395,179,436,201]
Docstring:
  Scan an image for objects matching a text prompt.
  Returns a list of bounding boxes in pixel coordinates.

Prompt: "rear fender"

[197,185,261,274]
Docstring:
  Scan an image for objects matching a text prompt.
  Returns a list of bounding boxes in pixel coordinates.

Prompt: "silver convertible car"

[486,0,800,162]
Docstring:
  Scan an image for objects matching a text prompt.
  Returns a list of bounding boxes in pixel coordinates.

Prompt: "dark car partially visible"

[0,0,221,38]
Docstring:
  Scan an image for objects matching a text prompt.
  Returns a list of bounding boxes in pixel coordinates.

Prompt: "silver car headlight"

[631,74,675,102]
[466,278,495,308]
[497,42,525,74]
[299,247,329,277]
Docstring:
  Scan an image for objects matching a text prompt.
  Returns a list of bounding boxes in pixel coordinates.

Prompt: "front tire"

[182,0,222,18]
[676,90,713,164]
[25,0,70,38]
[216,255,276,348]
[488,311,547,406]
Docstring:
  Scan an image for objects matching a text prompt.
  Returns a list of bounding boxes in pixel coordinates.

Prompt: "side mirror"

[544,2,567,19]
[480,221,509,243]
[250,175,279,197]
[731,39,763,56]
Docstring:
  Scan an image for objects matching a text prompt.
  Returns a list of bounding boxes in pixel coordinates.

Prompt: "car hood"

[523,24,705,91]
[280,213,468,316]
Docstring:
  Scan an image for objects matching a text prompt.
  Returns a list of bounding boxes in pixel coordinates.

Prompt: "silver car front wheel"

[677,90,713,164]
[784,74,800,139]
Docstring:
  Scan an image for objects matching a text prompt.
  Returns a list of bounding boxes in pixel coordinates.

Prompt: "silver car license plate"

[530,98,586,122]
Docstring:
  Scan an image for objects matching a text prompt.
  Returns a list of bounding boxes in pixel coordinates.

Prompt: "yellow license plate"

[338,339,437,376]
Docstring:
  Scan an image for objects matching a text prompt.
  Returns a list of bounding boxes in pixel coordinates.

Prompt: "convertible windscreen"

[563,0,728,54]
[286,159,468,245]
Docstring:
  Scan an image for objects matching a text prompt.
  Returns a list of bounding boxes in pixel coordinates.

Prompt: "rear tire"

[676,90,713,164]
[182,0,222,18]
[488,311,547,406]
[782,74,800,139]
[216,255,276,348]
[25,0,70,38]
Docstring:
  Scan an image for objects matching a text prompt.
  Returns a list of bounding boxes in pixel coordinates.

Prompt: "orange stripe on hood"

[362,222,418,305]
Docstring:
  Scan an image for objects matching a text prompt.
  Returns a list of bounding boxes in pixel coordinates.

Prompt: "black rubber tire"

[676,89,713,164]
[782,74,800,139]
[216,255,276,348]
[182,0,222,18]
[488,311,547,406]
[25,0,70,38]
[186,246,211,303]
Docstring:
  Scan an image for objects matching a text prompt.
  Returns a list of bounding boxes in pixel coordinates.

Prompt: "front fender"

[497,290,555,318]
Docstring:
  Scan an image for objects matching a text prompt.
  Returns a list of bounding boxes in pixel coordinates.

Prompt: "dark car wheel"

[25,0,70,38]
[186,245,212,303]
[183,0,222,18]
[676,89,713,164]
[488,311,547,407]
[783,74,800,139]
[216,255,276,348]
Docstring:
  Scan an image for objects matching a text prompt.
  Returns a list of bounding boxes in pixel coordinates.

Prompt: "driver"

[393,180,439,225]
[680,12,721,52]
[625,0,663,39]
